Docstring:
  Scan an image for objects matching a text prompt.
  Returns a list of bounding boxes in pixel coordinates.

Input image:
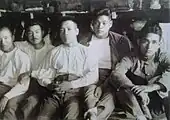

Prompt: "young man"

[0,26,31,120]
[34,16,98,120]
[111,23,170,120]
[80,8,133,120]
[15,19,54,120]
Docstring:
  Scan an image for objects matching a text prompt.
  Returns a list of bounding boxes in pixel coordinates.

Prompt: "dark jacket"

[79,31,133,69]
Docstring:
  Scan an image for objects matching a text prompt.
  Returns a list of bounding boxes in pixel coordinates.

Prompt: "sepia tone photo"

[0,0,169,120]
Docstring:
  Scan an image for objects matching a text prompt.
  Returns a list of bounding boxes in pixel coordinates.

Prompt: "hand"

[138,92,150,105]
[58,81,73,91]
[18,72,30,84]
[0,96,9,112]
[131,85,152,95]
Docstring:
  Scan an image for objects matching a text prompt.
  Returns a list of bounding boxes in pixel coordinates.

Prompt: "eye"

[152,40,157,44]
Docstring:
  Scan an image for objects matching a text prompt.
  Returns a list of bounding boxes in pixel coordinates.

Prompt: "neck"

[96,33,109,39]
[64,40,78,47]
[32,41,45,49]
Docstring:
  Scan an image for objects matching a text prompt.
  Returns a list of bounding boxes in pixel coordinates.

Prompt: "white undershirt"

[88,35,111,69]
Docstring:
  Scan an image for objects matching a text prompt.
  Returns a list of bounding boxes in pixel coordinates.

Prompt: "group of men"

[0,8,169,120]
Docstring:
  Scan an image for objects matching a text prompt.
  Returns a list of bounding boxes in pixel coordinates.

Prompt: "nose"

[63,29,68,34]
[98,23,104,29]
[146,41,152,49]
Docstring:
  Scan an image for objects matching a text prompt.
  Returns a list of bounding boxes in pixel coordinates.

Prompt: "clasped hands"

[47,74,77,92]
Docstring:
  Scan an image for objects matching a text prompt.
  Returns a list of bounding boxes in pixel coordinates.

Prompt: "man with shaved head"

[34,16,98,120]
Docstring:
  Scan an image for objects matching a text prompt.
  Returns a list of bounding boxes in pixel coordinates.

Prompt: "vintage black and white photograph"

[0,0,169,120]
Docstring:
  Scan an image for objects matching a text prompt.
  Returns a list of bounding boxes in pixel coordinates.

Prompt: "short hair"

[140,23,162,41]
[92,8,112,21]
[58,15,78,28]
[25,19,45,32]
[0,25,13,36]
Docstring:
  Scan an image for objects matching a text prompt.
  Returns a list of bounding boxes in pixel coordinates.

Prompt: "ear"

[108,20,113,28]
[12,35,15,41]
[76,28,79,36]
[90,21,94,32]
[137,38,140,46]
[42,30,45,37]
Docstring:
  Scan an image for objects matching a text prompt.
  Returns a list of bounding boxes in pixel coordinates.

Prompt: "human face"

[139,33,160,58]
[27,25,44,45]
[92,15,112,39]
[0,28,14,52]
[60,20,79,45]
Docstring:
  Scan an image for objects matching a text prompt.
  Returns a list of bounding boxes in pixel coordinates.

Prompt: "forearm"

[4,77,30,99]
[71,69,98,89]
[148,83,165,92]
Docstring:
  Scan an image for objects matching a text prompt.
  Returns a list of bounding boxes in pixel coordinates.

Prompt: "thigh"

[6,93,26,108]
[63,96,80,120]
[116,88,144,117]
[0,84,11,98]
[84,85,102,109]
[96,90,115,120]
[37,97,61,120]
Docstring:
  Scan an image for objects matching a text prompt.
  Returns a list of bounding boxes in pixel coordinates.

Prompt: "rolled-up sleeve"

[4,54,31,99]
[110,57,134,90]
[157,53,170,98]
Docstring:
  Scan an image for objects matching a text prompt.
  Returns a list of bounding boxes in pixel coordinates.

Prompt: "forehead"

[0,28,12,36]
[29,25,41,31]
[61,20,77,28]
[145,33,160,41]
[95,15,111,22]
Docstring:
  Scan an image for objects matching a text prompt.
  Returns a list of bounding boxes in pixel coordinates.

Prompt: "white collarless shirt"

[88,35,111,69]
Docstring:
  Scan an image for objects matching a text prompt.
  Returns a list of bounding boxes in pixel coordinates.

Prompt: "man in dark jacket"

[111,23,170,120]
[80,8,133,120]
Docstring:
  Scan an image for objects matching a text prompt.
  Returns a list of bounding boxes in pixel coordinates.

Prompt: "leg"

[63,96,80,120]
[2,94,26,120]
[37,97,61,120]
[21,95,40,120]
[84,85,102,109]
[96,90,115,120]
[116,88,147,120]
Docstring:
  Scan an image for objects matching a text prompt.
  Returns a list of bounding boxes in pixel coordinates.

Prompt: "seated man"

[111,23,170,120]
[15,19,54,120]
[80,8,133,120]
[34,16,98,120]
[0,25,31,120]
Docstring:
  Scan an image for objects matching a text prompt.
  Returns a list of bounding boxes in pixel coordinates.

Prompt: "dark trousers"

[0,83,26,120]
[21,78,49,120]
[37,88,81,120]
[116,72,169,120]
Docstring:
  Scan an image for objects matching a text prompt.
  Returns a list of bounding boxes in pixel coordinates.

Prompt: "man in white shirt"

[14,19,54,120]
[35,16,98,120]
[80,8,133,120]
[0,26,31,120]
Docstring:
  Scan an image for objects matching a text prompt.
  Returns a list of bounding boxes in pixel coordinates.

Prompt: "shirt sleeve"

[156,53,170,98]
[110,56,134,90]
[71,50,98,89]
[4,53,31,99]
[36,50,56,87]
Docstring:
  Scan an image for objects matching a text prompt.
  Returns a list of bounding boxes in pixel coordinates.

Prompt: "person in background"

[111,23,170,120]
[0,25,31,120]
[34,16,98,120]
[80,8,133,120]
[14,19,54,120]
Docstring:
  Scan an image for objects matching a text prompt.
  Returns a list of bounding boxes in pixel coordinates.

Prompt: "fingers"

[131,86,145,95]
[0,104,5,112]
